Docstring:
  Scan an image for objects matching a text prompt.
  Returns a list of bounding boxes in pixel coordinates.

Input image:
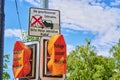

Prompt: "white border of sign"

[28,7,60,37]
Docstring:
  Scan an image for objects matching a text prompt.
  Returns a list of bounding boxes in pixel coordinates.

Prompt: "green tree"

[3,54,10,80]
[22,31,39,42]
[110,39,120,79]
[67,41,115,80]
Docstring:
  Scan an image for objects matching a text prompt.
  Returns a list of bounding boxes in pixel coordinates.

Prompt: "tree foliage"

[109,39,120,79]
[67,40,116,80]
[3,54,10,80]
[22,31,39,42]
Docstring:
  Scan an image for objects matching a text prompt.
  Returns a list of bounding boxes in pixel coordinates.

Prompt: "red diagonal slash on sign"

[31,16,45,27]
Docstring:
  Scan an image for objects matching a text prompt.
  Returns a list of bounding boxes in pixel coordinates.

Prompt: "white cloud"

[111,0,120,6]
[49,0,120,31]
[21,0,120,56]
[49,0,120,56]
[67,44,75,55]
[97,50,111,57]
[5,29,23,40]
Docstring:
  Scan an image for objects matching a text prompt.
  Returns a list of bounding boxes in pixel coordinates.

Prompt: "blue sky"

[4,0,120,79]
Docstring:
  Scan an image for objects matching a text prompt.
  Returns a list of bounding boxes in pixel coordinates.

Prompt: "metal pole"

[40,0,48,9]
[0,0,5,79]
[39,0,49,80]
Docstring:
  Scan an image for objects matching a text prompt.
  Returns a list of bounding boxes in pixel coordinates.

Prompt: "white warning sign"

[28,7,60,37]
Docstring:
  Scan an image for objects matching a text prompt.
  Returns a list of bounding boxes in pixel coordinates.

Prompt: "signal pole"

[40,0,48,9]
[0,0,5,80]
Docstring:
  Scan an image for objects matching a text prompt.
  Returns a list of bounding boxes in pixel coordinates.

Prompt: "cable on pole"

[15,0,23,40]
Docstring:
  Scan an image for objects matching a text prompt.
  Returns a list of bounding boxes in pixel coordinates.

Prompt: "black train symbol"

[42,20,53,29]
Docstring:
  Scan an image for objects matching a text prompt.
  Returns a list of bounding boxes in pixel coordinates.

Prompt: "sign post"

[28,8,60,37]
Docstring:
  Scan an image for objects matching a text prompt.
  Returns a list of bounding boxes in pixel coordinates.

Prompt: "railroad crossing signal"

[14,41,40,80]
[39,36,66,80]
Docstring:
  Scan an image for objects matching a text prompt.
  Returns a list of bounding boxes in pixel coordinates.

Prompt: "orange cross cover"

[47,34,66,75]
[12,41,31,78]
